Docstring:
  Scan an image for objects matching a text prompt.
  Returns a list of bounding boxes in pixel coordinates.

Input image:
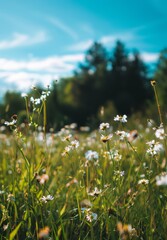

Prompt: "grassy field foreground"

[0,84,167,240]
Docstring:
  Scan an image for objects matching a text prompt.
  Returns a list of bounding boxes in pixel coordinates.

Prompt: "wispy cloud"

[0,31,47,50]
[48,17,78,40]
[80,23,94,35]
[68,39,93,51]
[68,31,136,52]
[100,32,135,45]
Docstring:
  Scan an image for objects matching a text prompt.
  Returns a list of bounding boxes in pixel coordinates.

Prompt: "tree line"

[0,41,167,129]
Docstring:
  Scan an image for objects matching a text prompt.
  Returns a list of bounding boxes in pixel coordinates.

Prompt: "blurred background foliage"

[0,40,167,130]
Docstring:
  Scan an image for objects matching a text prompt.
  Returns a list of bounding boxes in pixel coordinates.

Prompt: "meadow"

[0,83,167,240]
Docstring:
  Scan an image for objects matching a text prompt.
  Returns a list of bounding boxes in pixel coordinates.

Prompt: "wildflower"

[81,207,97,222]
[85,150,99,161]
[21,93,28,98]
[36,174,49,184]
[88,187,102,197]
[66,178,78,187]
[38,226,50,239]
[69,123,77,129]
[4,115,17,126]
[30,96,41,105]
[116,130,129,140]
[114,170,125,177]
[85,210,97,222]
[155,126,165,140]
[110,149,122,161]
[80,126,90,132]
[117,222,137,240]
[99,122,110,131]
[146,140,163,156]
[7,194,15,202]
[40,195,54,203]
[62,134,72,142]
[114,114,127,123]
[151,80,156,86]
[3,223,9,231]
[101,133,113,143]
[128,130,138,142]
[156,172,167,186]
[71,140,80,149]
[138,179,149,185]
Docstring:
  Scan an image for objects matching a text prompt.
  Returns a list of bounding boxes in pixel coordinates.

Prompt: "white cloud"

[0,31,47,49]
[0,53,84,92]
[0,54,84,72]
[100,32,135,45]
[49,17,78,40]
[0,71,57,90]
[140,52,159,62]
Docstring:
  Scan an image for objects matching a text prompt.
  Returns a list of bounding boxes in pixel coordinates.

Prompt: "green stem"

[151,81,163,125]
[43,100,47,140]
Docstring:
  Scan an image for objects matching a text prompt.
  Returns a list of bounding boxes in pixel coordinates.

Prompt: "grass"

[0,84,167,240]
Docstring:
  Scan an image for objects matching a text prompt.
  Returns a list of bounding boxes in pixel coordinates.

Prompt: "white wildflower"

[71,140,79,149]
[4,120,17,126]
[40,195,54,203]
[156,173,167,186]
[85,150,99,161]
[21,93,28,98]
[88,187,102,196]
[100,133,113,142]
[138,179,149,185]
[116,130,130,140]
[114,114,127,123]
[110,149,122,161]
[114,170,125,177]
[155,127,165,140]
[61,134,72,142]
[99,122,110,131]
[146,140,163,156]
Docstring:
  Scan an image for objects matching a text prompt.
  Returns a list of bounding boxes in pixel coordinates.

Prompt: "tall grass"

[0,83,167,240]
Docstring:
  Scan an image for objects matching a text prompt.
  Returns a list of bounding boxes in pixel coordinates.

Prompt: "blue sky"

[0,0,167,96]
